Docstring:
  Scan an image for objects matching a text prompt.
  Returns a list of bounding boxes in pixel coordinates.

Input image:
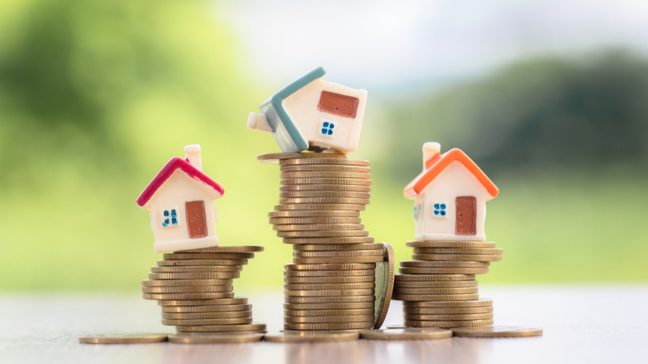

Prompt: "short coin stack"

[142,245,266,336]
[259,151,393,332]
[394,241,503,329]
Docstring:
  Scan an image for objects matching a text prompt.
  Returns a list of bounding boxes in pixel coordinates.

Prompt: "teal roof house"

[247,67,368,153]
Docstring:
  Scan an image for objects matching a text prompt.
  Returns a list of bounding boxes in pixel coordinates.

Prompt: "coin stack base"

[394,240,503,329]
[142,245,266,337]
[260,152,393,332]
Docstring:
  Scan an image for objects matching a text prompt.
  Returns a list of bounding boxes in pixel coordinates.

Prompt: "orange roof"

[403,148,499,199]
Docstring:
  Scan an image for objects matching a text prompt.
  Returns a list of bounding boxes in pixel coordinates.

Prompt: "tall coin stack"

[393,241,503,329]
[142,246,267,335]
[259,151,393,332]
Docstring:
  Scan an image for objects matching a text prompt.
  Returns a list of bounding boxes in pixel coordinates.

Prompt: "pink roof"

[404,148,499,199]
[136,157,224,207]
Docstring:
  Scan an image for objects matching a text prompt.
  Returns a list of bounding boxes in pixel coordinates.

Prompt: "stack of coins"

[142,245,267,335]
[393,241,503,329]
[259,151,393,332]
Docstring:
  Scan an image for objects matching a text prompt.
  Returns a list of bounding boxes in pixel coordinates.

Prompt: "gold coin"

[392,293,479,302]
[79,333,168,345]
[279,158,368,166]
[163,252,254,260]
[359,328,452,341]
[286,263,375,271]
[270,216,362,225]
[400,260,489,268]
[168,333,264,344]
[158,259,247,267]
[162,317,252,326]
[285,315,374,324]
[142,279,232,287]
[284,302,374,310]
[142,285,233,294]
[412,254,502,262]
[403,299,492,308]
[395,274,475,282]
[258,152,346,161]
[285,275,375,284]
[280,178,371,186]
[292,256,383,264]
[374,243,395,329]
[143,292,234,300]
[264,331,359,343]
[284,269,374,277]
[269,210,360,218]
[394,287,478,295]
[414,247,503,255]
[404,306,493,315]
[176,323,266,333]
[280,165,371,173]
[157,297,247,307]
[280,230,369,238]
[149,272,240,280]
[407,241,497,248]
[284,322,373,331]
[405,313,493,321]
[284,308,374,317]
[452,325,543,338]
[405,319,494,328]
[280,184,371,192]
[281,171,371,180]
[151,266,241,273]
[293,243,382,252]
[395,280,477,288]
[284,282,374,291]
[285,295,374,304]
[274,223,364,232]
[399,267,489,275]
[284,288,374,297]
[162,304,252,313]
[293,249,383,257]
[182,246,264,253]
[284,237,374,244]
[274,203,365,211]
[279,191,370,199]
[162,310,252,320]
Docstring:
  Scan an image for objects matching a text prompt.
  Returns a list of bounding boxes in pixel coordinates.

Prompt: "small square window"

[162,208,178,227]
[433,203,447,217]
[321,121,335,136]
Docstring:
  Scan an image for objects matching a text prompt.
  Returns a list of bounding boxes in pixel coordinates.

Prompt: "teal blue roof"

[270,67,326,151]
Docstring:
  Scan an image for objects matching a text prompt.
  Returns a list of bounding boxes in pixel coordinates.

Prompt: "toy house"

[136,145,224,252]
[247,67,368,154]
[404,142,499,242]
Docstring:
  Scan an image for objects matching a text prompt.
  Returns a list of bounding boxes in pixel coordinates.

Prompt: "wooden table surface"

[2,285,647,364]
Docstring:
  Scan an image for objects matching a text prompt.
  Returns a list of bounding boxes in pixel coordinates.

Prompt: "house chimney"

[422,142,441,170]
[184,144,202,171]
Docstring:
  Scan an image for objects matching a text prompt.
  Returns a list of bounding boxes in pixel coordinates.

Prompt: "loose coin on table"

[79,333,169,344]
[264,331,359,343]
[168,333,264,344]
[359,328,452,341]
[452,325,543,338]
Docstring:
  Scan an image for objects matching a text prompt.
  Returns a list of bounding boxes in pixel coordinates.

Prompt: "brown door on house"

[185,200,207,239]
[455,196,477,235]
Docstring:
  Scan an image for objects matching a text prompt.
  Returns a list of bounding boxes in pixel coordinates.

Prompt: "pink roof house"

[136,145,224,252]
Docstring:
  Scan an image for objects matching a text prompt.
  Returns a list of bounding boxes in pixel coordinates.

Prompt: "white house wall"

[145,170,218,251]
[416,162,490,241]
[282,78,367,152]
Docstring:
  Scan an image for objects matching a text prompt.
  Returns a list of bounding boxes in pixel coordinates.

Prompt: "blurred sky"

[219,0,648,91]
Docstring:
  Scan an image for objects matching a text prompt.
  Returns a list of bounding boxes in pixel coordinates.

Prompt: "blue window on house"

[433,203,447,217]
[321,121,335,136]
[162,209,178,227]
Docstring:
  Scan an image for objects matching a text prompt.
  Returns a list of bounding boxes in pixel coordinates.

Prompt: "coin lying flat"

[258,152,346,162]
[293,249,383,257]
[284,315,374,324]
[142,285,234,294]
[279,158,368,166]
[143,292,234,300]
[157,297,248,307]
[284,302,375,311]
[151,266,241,273]
[292,256,383,264]
[285,308,374,317]
[275,203,366,211]
[184,246,264,253]
[280,184,371,192]
[394,287,478,295]
[280,178,371,186]
[395,280,478,288]
[149,272,240,280]
[284,288,374,297]
[274,223,365,232]
[452,325,543,338]
[404,306,493,315]
[284,237,374,244]
[279,191,371,199]
[412,254,502,262]
[374,243,394,329]
[280,165,371,173]
[399,267,489,275]
[162,317,252,326]
[405,313,493,321]
[285,282,375,290]
[264,331,359,343]
[157,259,245,267]
[168,333,264,344]
[405,319,494,328]
[395,274,475,282]
[413,247,503,255]
[142,279,232,287]
[270,216,362,225]
[393,293,479,302]
[79,333,168,344]
[407,241,497,248]
[162,253,251,262]
[400,260,489,268]
[285,275,374,284]
[359,328,452,341]
[285,269,374,277]
[280,230,370,238]
[285,295,374,304]
[176,323,267,333]
[270,210,360,218]
[280,171,371,180]
[293,243,383,252]
[286,263,376,271]
[284,322,374,331]
[162,304,252,313]
[403,299,492,308]
[162,310,252,320]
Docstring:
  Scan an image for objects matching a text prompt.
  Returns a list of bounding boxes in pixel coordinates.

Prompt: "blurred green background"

[2,0,647,292]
